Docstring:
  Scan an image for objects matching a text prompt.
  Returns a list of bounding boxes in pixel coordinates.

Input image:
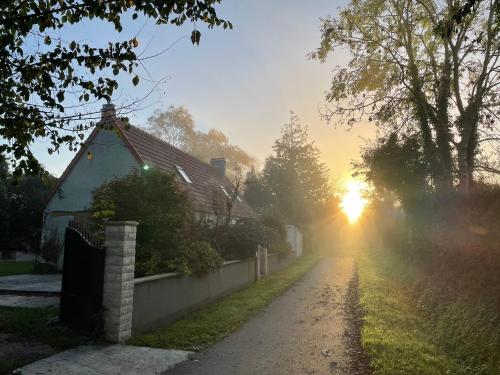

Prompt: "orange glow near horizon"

[340,180,368,223]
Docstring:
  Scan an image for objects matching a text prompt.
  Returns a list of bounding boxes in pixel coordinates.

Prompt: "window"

[176,166,192,184]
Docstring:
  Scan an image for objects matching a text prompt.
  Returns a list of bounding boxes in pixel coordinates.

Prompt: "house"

[42,104,254,267]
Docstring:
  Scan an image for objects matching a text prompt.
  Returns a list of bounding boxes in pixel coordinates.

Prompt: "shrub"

[206,218,263,260]
[259,214,291,254]
[91,169,221,277]
[33,261,58,274]
[172,241,223,276]
[39,234,60,264]
[204,214,291,260]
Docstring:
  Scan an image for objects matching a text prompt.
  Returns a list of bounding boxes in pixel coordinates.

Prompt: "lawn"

[358,249,465,375]
[128,253,320,350]
[0,306,89,374]
[0,261,34,277]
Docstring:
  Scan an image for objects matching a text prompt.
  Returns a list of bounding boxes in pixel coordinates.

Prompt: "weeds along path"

[164,256,371,375]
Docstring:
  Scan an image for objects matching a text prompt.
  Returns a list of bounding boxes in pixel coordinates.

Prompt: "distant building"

[42,104,253,267]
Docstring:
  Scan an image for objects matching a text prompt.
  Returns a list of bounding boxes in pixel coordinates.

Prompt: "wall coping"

[134,258,251,285]
[268,251,294,257]
[106,220,139,226]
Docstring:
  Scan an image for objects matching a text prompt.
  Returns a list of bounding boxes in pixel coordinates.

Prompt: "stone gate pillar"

[102,221,138,343]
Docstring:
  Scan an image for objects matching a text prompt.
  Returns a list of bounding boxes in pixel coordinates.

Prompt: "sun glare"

[340,180,367,223]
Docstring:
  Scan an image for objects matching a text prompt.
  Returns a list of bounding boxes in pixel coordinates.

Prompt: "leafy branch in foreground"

[0,0,231,175]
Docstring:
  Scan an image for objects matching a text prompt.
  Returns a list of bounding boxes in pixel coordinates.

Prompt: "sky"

[30,0,377,187]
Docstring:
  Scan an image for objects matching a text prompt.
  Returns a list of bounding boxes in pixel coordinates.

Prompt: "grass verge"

[128,253,320,350]
[358,250,464,375]
[0,306,89,374]
[0,261,34,277]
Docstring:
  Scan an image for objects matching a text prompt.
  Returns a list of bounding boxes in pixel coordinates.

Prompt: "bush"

[206,218,263,260]
[91,169,221,277]
[259,214,291,254]
[203,215,291,260]
[39,234,60,264]
[33,261,58,274]
[172,241,223,276]
[368,184,500,374]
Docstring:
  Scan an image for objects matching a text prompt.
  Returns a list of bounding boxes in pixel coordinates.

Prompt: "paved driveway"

[165,256,364,375]
[0,274,61,294]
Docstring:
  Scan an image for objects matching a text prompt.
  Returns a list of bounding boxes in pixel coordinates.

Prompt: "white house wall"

[43,129,141,266]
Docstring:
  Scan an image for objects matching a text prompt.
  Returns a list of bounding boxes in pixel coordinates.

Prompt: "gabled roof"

[46,115,254,218]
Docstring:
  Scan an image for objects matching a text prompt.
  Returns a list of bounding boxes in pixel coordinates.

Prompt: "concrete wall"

[267,252,295,274]
[43,129,140,266]
[132,258,256,334]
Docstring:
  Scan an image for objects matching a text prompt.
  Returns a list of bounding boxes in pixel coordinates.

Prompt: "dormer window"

[176,166,192,184]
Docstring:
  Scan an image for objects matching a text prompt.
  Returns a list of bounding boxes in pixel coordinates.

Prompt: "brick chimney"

[210,158,226,177]
[101,103,116,123]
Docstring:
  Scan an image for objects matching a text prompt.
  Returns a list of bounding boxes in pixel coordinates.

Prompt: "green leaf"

[132,75,139,86]
[191,30,201,45]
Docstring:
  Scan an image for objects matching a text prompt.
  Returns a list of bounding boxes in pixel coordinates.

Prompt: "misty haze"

[0,1,499,374]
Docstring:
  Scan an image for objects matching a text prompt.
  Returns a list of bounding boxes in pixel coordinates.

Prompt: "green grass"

[128,253,320,350]
[0,306,89,374]
[358,250,465,375]
[0,261,34,277]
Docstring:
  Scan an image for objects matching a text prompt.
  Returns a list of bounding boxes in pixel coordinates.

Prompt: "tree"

[146,106,255,177]
[0,154,56,253]
[243,167,274,213]
[147,106,196,150]
[357,133,430,219]
[311,0,500,194]
[0,1,231,175]
[263,112,331,226]
[7,174,56,252]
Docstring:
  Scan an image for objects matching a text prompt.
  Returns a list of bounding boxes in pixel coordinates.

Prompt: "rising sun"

[340,180,367,223]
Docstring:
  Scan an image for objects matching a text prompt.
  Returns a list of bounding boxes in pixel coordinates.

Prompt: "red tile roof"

[45,116,254,219]
[118,121,254,218]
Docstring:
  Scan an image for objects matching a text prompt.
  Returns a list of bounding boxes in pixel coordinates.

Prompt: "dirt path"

[165,256,371,375]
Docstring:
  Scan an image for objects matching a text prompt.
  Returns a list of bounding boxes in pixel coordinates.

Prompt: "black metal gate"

[60,221,105,334]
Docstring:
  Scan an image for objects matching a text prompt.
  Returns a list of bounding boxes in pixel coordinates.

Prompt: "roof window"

[219,185,230,198]
[176,166,192,184]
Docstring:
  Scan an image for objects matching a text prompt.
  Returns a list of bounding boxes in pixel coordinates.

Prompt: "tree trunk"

[457,141,470,194]
[457,109,478,195]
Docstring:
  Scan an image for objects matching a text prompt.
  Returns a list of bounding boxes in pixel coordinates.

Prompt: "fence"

[98,222,302,342]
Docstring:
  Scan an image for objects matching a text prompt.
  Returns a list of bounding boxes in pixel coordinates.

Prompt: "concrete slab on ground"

[0,274,61,294]
[17,345,193,375]
[0,295,59,308]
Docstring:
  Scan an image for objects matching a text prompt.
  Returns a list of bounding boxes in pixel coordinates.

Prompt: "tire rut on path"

[164,256,372,375]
